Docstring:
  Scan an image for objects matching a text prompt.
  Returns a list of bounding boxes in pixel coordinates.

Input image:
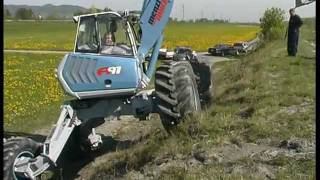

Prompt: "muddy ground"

[35,115,314,180]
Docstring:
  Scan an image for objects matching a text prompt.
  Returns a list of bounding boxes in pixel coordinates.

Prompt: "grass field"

[164,22,260,51]
[4,21,260,52]
[4,21,76,51]
[4,53,66,132]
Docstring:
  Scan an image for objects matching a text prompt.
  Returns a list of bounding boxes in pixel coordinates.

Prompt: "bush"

[15,8,35,20]
[260,7,286,40]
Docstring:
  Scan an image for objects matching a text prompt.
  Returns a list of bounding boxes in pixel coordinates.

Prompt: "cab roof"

[73,11,122,23]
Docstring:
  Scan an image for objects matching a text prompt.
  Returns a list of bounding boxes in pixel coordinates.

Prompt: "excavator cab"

[75,13,136,56]
[57,12,141,99]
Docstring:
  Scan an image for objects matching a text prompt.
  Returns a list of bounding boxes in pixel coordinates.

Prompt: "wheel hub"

[13,151,34,179]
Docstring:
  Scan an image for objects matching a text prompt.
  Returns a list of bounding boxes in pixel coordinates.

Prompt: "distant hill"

[4,4,89,19]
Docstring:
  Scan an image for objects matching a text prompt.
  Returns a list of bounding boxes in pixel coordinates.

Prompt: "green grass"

[4,21,260,52]
[164,22,260,51]
[4,21,76,51]
[4,53,67,133]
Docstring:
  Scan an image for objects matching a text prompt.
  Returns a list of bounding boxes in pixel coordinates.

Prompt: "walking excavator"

[3,0,213,179]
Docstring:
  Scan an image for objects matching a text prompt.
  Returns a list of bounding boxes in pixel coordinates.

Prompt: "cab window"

[97,14,133,56]
[76,16,99,53]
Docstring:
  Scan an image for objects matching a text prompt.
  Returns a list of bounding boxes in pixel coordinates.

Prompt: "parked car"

[158,48,174,60]
[173,46,198,61]
[233,42,250,54]
[208,44,238,56]
[158,48,167,59]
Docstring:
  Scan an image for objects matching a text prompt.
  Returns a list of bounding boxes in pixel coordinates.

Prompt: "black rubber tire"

[187,60,213,106]
[200,65,214,106]
[155,60,201,132]
[3,137,41,180]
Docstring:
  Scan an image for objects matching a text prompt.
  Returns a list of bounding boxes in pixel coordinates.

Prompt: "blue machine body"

[62,53,139,90]
[58,52,140,99]
[57,0,174,99]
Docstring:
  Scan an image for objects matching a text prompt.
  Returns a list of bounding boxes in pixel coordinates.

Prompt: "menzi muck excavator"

[3,0,213,179]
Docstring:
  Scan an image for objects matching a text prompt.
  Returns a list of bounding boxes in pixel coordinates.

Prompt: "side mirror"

[73,16,79,23]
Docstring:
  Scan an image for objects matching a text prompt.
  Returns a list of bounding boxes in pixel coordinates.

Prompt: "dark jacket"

[288,15,303,33]
[287,14,303,56]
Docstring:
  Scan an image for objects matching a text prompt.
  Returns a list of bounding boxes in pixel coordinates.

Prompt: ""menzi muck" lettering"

[148,0,169,25]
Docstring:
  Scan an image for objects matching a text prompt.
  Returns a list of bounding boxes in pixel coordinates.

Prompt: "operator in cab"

[100,19,132,56]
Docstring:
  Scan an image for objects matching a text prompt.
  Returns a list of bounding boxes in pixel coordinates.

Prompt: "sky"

[4,0,316,22]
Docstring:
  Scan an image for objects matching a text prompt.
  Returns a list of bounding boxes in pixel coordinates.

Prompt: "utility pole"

[182,4,185,21]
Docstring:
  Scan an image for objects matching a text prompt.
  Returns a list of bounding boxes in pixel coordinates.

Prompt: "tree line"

[4,8,35,20]
[3,6,112,20]
[169,17,230,23]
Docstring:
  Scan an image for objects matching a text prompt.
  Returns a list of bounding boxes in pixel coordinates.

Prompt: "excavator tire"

[3,137,41,180]
[195,62,214,106]
[155,60,201,132]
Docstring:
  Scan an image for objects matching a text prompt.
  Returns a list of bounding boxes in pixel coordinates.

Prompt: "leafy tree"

[73,6,105,16]
[46,12,61,20]
[90,5,98,13]
[73,10,84,16]
[188,19,194,23]
[4,9,12,19]
[195,18,210,23]
[212,19,229,23]
[260,7,286,40]
[88,5,104,13]
[104,7,112,12]
[15,8,34,19]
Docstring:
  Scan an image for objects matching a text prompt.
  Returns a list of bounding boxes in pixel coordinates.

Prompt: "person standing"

[287,8,303,56]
